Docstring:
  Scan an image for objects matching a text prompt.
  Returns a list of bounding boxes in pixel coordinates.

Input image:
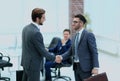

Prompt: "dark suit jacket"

[49,39,72,63]
[49,39,71,55]
[62,29,99,72]
[21,23,55,71]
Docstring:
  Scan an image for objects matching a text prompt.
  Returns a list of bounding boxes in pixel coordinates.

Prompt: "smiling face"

[72,18,84,31]
[72,14,87,31]
[63,31,70,40]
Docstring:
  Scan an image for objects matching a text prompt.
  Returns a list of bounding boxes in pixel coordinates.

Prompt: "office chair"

[48,37,61,49]
[51,59,72,81]
[0,52,13,81]
[48,37,72,81]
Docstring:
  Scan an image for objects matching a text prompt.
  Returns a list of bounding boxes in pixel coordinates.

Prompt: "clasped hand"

[55,55,62,63]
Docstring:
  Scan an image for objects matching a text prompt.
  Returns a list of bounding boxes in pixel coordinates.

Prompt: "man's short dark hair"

[31,8,45,22]
[74,14,87,24]
[63,29,71,34]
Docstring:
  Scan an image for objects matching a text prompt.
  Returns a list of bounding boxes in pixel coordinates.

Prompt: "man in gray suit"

[58,14,99,81]
[21,8,59,81]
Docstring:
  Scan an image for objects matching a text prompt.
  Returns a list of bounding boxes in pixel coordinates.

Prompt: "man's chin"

[73,28,77,31]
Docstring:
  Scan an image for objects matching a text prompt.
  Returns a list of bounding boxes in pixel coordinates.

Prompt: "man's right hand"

[55,55,62,63]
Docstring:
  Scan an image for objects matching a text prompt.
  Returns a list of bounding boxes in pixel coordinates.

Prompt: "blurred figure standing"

[21,8,56,81]
[45,29,72,81]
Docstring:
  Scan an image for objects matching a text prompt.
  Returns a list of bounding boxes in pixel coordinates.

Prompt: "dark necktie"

[74,33,79,61]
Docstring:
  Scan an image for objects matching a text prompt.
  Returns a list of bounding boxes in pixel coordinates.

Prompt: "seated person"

[45,29,71,81]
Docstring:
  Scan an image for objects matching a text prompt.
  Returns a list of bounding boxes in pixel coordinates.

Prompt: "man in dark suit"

[45,29,72,81]
[58,14,99,81]
[21,8,59,81]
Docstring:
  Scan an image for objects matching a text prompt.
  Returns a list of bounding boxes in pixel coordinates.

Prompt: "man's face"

[63,31,70,40]
[38,14,46,25]
[72,18,81,31]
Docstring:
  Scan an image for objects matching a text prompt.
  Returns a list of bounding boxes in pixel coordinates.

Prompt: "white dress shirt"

[74,28,84,62]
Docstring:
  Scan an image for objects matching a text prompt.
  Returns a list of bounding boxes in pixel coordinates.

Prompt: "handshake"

[55,55,62,63]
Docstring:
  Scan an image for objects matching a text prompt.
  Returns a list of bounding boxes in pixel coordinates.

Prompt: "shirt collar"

[32,22,40,30]
[78,28,84,34]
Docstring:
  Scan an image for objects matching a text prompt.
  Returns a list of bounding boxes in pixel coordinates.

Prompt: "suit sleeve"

[32,32,55,61]
[49,43,58,53]
[87,33,99,67]
[62,40,72,52]
[62,46,72,61]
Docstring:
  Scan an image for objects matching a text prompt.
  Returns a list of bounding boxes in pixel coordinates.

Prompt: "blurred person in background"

[45,29,72,81]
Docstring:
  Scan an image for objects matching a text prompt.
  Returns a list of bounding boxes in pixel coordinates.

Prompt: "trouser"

[73,63,92,81]
[45,61,56,81]
[22,68,40,81]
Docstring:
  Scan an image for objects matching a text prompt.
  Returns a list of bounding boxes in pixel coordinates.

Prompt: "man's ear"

[36,17,39,21]
[80,21,84,26]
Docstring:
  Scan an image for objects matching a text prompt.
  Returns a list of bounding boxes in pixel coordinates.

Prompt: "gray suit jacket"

[62,29,99,72]
[21,23,55,71]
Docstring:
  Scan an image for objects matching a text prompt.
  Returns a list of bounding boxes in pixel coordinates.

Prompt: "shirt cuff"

[93,67,99,69]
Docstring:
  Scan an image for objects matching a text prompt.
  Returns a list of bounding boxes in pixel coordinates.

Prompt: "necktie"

[74,33,79,61]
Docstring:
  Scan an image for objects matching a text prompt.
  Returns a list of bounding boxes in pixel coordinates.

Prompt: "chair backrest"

[48,37,61,49]
[0,52,13,69]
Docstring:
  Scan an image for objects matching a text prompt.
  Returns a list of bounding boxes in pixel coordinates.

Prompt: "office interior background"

[0,0,120,81]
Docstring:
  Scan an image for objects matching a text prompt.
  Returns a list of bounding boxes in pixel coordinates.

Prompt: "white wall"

[84,0,120,55]
[84,0,120,40]
[0,0,23,34]
[0,0,69,47]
